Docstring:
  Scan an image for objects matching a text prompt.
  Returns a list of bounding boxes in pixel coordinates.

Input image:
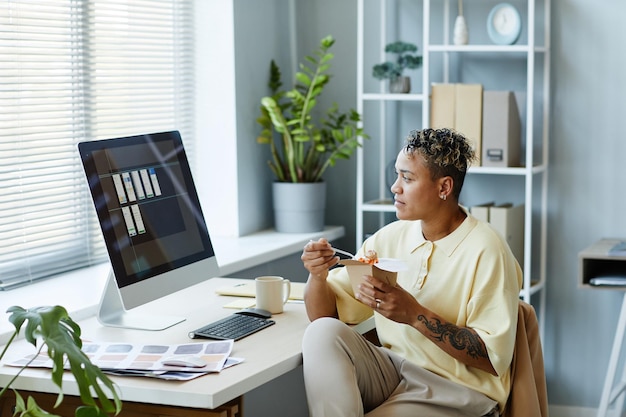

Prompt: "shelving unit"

[355,0,550,334]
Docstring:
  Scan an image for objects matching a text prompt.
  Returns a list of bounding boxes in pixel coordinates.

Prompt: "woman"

[301,128,522,417]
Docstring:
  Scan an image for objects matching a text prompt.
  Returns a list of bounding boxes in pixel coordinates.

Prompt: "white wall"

[291,0,360,252]
[195,0,239,237]
[545,0,626,409]
[232,0,295,235]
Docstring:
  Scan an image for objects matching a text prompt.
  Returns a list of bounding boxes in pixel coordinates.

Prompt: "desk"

[579,239,626,417]
[0,277,311,415]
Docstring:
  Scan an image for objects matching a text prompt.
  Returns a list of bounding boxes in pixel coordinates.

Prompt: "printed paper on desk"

[341,258,408,296]
[7,340,233,374]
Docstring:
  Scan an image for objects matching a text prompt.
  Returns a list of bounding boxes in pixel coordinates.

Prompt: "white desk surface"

[0,277,311,410]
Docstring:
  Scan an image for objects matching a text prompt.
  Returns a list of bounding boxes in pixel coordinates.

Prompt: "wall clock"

[487,3,522,45]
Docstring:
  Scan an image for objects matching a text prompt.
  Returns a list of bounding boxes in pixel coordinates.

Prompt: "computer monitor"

[78,131,219,330]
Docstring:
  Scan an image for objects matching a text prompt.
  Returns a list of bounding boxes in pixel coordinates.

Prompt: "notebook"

[589,277,626,287]
[216,281,305,300]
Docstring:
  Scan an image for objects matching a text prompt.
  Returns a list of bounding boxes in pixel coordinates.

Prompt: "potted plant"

[0,305,122,417]
[256,35,368,233]
[372,41,423,93]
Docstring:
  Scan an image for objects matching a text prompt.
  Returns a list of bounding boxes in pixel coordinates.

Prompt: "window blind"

[0,0,194,290]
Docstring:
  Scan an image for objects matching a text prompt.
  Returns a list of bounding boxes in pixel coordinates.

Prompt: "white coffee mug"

[255,276,291,314]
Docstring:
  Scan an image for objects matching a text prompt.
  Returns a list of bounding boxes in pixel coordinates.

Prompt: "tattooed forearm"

[417,315,489,359]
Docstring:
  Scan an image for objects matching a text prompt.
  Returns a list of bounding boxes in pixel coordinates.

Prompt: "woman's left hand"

[356,275,420,324]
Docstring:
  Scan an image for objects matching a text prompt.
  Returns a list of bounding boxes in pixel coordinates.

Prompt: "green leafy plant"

[0,306,122,417]
[372,41,423,80]
[256,35,368,183]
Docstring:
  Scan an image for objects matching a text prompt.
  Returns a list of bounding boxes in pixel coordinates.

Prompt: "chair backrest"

[503,301,549,417]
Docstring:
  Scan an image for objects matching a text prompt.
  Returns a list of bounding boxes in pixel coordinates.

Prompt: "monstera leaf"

[0,305,122,417]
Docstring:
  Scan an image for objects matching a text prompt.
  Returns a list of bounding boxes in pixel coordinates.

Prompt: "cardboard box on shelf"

[490,203,525,266]
[482,91,522,168]
[430,83,484,165]
[470,201,495,222]
[455,84,483,165]
[430,83,456,129]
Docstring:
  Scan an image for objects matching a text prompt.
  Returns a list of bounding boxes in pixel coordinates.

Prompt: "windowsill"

[0,226,344,344]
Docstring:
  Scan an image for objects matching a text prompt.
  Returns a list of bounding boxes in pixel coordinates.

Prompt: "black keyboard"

[188,313,275,341]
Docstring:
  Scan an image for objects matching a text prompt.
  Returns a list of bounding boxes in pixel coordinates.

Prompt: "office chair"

[502,301,549,417]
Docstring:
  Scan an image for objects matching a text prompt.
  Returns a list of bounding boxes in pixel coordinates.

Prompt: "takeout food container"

[341,258,407,296]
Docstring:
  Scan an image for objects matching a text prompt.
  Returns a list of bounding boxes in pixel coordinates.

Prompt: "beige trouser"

[302,317,499,417]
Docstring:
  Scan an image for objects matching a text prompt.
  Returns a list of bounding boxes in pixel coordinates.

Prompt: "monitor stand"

[98,269,185,331]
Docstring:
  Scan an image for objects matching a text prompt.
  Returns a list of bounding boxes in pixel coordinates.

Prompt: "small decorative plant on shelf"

[372,41,423,93]
[256,35,368,183]
[0,305,122,417]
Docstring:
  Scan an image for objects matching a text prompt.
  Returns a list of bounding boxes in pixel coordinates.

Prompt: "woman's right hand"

[301,238,339,281]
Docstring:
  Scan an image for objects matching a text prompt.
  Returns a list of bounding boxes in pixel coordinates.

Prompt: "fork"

[331,247,355,259]
[308,240,355,259]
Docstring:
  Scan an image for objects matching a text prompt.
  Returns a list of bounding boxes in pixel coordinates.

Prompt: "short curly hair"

[402,128,475,199]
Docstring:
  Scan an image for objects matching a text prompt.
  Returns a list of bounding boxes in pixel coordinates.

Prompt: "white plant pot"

[272,182,326,233]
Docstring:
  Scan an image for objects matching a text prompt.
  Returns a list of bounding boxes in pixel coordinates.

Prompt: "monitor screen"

[79,131,220,330]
